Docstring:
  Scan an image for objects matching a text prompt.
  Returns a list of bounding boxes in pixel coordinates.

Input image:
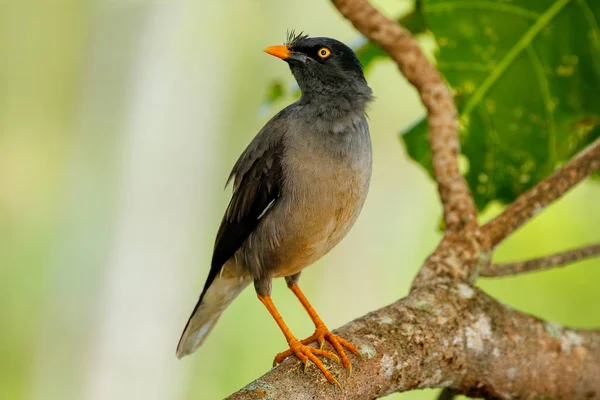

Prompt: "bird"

[176,32,373,387]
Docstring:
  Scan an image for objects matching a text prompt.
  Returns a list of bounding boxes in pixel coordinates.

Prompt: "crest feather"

[285,30,310,46]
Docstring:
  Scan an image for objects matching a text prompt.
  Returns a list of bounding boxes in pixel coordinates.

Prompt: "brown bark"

[226,0,600,398]
[228,284,600,399]
[482,242,600,278]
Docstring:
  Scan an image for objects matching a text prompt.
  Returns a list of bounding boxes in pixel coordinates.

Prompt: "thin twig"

[331,0,477,233]
[481,242,600,277]
[483,137,600,247]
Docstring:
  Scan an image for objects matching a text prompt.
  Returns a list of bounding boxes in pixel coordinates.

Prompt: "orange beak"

[264,45,290,60]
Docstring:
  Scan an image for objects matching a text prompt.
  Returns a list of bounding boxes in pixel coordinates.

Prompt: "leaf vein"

[576,0,600,73]
[527,46,556,167]
[438,61,493,72]
[460,0,572,121]
[426,1,540,20]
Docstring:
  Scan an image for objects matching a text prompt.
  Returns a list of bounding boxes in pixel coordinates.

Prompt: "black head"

[264,32,371,103]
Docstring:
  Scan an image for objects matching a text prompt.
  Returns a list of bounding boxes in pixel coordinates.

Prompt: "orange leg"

[257,294,341,388]
[273,284,361,374]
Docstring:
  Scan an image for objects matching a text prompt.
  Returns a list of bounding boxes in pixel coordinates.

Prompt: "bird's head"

[264,32,372,105]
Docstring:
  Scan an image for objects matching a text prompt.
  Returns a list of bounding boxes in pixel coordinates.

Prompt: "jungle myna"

[177,32,373,387]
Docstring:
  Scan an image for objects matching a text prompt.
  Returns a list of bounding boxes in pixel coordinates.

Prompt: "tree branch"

[331,0,477,234]
[227,283,600,399]
[480,242,600,277]
[482,137,600,247]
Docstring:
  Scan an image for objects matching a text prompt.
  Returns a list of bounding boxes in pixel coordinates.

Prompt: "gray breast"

[240,112,372,280]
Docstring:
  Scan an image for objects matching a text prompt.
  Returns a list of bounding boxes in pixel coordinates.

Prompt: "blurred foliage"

[401,0,600,209]
[263,80,286,105]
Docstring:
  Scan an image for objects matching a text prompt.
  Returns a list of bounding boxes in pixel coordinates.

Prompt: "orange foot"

[275,337,342,388]
[274,324,361,376]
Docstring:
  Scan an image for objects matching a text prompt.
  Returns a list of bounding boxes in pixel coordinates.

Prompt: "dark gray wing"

[212,141,283,270]
[197,107,291,301]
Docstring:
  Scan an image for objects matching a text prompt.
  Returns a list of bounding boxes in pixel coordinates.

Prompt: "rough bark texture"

[227,0,600,398]
[228,284,600,399]
[482,242,600,277]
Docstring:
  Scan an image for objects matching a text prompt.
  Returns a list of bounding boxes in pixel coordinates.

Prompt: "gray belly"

[239,118,372,280]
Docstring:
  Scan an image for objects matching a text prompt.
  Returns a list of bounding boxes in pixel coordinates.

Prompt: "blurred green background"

[1,1,598,399]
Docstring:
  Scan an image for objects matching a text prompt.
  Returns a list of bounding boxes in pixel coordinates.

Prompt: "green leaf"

[354,40,387,73]
[401,0,600,209]
[402,118,433,177]
[398,0,427,35]
[263,80,285,105]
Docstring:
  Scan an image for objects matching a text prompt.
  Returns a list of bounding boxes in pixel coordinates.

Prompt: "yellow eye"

[317,47,331,59]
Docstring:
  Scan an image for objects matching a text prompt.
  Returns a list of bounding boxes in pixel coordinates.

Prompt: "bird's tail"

[176,271,250,358]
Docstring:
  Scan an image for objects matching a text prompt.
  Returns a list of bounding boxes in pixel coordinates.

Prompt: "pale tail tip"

[176,345,190,360]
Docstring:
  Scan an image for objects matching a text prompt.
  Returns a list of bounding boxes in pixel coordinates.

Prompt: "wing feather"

[195,107,291,302]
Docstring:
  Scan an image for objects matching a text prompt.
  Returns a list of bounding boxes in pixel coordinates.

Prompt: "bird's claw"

[273,324,360,380]
[314,325,360,375]
[273,338,341,389]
